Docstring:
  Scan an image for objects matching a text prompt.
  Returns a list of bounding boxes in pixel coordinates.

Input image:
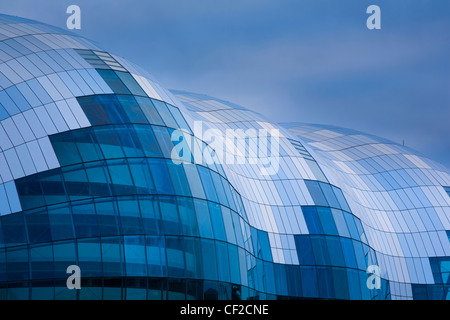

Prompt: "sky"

[1,0,449,167]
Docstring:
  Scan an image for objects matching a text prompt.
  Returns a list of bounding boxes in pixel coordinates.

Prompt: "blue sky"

[1,0,449,167]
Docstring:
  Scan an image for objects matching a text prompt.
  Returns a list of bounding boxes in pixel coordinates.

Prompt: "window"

[117,95,148,124]
[96,69,130,94]
[115,72,146,96]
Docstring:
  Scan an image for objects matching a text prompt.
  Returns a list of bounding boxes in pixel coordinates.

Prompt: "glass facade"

[0,13,449,300]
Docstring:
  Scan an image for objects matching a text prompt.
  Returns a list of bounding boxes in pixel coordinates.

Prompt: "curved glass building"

[0,14,449,300]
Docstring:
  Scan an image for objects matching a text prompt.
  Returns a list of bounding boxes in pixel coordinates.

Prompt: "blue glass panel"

[101,95,130,124]
[94,126,125,158]
[107,159,135,195]
[317,207,338,236]
[134,125,162,157]
[50,131,82,166]
[77,95,111,125]
[294,235,315,265]
[201,239,218,281]
[115,125,144,158]
[117,95,148,124]
[346,268,362,299]
[78,238,102,277]
[231,213,245,248]
[286,265,302,297]
[326,236,345,267]
[166,236,185,278]
[72,128,103,162]
[216,241,231,283]
[101,236,123,277]
[152,126,174,158]
[0,249,6,282]
[273,263,288,296]
[135,96,165,126]
[258,230,272,262]
[332,267,349,299]
[6,247,29,281]
[300,266,318,298]
[429,257,450,285]
[146,236,167,277]
[2,213,27,247]
[316,266,334,299]
[139,196,163,235]
[184,237,202,279]
[353,241,367,270]
[152,99,178,129]
[47,204,74,241]
[118,196,143,235]
[332,186,351,212]
[340,238,358,269]
[331,209,350,237]
[53,241,77,279]
[343,212,360,240]
[210,171,228,206]
[159,196,182,235]
[301,206,323,234]
[16,175,46,210]
[61,167,87,199]
[115,72,146,96]
[311,235,331,266]
[124,235,147,276]
[166,162,191,197]
[209,202,226,241]
[128,158,155,194]
[25,209,52,243]
[441,187,450,199]
[177,197,199,237]
[228,244,241,285]
[319,183,340,209]
[6,86,31,112]
[305,180,329,206]
[97,69,131,94]
[221,207,236,245]
[167,105,191,133]
[194,199,213,239]
[147,159,174,195]
[72,200,99,238]
[359,270,371,300]
[40,170,67,206]
[85,162,112,197]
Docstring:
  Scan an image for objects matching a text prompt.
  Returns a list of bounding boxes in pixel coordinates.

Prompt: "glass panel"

[78,238,102,277]
[118,197,143,235]
[97,69,131,94]
[139,196,162,235]
[135,97,164,126]
[160,196,181,235]
[115,71,146,96]
[117,95,148,124]
[72,200,99,238]
[146,235,166,277]
[25,208,52,243]
[124,235,147,276]
[166,236,185,278]
[177,197,199,237]
[48,204,74,241]
[301,206,324,234]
